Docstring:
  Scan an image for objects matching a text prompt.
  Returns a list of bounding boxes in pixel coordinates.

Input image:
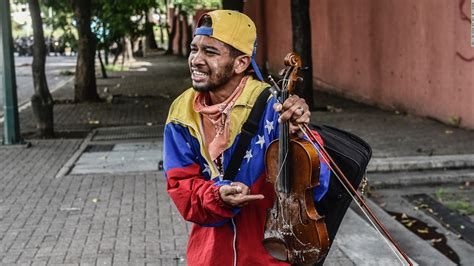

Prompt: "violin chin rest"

[262,237,289,262]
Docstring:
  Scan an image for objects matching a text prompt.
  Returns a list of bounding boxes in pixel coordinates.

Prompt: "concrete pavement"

[0,53,472,265]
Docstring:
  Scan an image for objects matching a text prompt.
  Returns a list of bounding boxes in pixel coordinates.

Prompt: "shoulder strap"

[224,88,271,181]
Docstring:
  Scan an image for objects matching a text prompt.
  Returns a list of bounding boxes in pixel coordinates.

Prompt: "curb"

[368,169,474,189]
[368,154,474,172]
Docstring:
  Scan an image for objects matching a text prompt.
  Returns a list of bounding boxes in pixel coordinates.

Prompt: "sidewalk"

[0,53,472,265]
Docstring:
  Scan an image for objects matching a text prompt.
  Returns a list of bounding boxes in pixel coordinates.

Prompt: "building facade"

[245,0,474,129]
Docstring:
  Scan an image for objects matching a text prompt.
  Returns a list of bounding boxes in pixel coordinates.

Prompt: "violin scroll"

[283,52,303,95]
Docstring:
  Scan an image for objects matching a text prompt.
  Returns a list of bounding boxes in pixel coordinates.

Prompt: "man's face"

[188,35,236,92]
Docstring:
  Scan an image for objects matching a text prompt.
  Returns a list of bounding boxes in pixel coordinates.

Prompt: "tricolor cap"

[194,10,264,81]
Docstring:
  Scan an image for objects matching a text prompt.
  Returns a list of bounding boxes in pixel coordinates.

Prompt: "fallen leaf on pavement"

[402,220,416,227]
[417,228,429,234]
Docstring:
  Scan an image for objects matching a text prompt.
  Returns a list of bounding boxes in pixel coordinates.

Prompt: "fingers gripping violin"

[263,53,329,264]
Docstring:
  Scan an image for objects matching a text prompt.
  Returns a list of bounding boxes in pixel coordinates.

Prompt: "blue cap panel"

[195,27,213,36]
[251,59,264,81]
[251,39,264,81]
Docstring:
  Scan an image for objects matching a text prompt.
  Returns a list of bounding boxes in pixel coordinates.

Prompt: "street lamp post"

[0,0,22,145]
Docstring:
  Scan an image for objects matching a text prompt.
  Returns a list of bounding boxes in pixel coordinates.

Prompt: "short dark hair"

[199,15,245,59]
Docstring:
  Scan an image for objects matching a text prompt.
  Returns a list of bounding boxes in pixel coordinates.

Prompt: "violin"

[263,52,414,265]
[263,53,329,264]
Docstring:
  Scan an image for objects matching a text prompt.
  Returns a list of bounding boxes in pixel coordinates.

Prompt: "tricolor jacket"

[163,77,330,265]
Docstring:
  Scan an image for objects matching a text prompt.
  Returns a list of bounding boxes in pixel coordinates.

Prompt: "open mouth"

[191,70,209,82]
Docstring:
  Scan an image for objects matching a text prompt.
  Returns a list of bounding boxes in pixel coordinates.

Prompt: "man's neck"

[208,75,245,105]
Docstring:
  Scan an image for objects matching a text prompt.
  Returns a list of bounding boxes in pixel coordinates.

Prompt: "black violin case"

[311,124,372,264]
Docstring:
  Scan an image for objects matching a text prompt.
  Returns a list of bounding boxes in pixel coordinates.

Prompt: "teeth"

[193,70,208,77]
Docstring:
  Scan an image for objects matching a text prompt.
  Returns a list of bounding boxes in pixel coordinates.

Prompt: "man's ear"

[234,55,251,75]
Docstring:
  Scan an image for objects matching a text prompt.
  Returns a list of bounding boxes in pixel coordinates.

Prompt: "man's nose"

[190,51,204,66]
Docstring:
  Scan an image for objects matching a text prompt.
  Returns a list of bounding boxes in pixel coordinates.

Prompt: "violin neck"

[278,89,291,193]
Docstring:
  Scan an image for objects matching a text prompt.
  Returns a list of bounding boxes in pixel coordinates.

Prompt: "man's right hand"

[219,182,264,207]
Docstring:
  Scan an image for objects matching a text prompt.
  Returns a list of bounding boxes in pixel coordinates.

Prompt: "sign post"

[0,0,22,145]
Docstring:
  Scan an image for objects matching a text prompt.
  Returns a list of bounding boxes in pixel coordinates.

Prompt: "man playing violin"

[163,10,330,265]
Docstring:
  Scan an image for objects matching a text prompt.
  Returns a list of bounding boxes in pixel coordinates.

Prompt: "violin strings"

[274,129,310,246]
[298,125,408,266]
[270,71,343,252]
[279,72,295,241]
[275,148,288,188]
[273,110,311,247]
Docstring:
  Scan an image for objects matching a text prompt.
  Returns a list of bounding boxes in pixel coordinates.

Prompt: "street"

[0,55,76,116]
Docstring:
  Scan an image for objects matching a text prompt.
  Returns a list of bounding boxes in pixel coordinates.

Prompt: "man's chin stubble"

[192,84,213,92]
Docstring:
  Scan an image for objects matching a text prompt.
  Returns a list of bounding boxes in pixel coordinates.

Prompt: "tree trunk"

[145,8,158,50]
[28,0,54,138]
[291,0,314,110]
[102,23,109,65]
[73,0,99,102]
[124,37,135,64]
[112,39,123,65]
[177,12,183,57]
[222,0,244,12]
[165,6,178,55]
[159,14,165,48]
[185,16,192,57]
[160,1,167,48]
[98,50,107,78]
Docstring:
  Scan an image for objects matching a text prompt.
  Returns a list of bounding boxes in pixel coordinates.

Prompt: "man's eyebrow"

[202,45,220,52]
[189,42,222,53]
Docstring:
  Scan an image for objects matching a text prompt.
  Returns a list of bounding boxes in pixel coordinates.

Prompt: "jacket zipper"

[231,218,237,266]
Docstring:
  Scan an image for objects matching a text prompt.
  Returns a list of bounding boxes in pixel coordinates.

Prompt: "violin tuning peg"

[268,75,275,83]
[268,76,281,90]
[278,68,286,76]
[269,87,281,102]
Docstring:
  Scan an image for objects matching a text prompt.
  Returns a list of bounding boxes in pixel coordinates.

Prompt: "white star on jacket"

[256,135,265,149]
[265,120,274,134]
[203,164,211,176]
[244,150,253,163]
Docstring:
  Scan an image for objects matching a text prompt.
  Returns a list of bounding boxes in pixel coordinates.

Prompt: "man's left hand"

[273,95,310,134]
[219,182,264,208]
